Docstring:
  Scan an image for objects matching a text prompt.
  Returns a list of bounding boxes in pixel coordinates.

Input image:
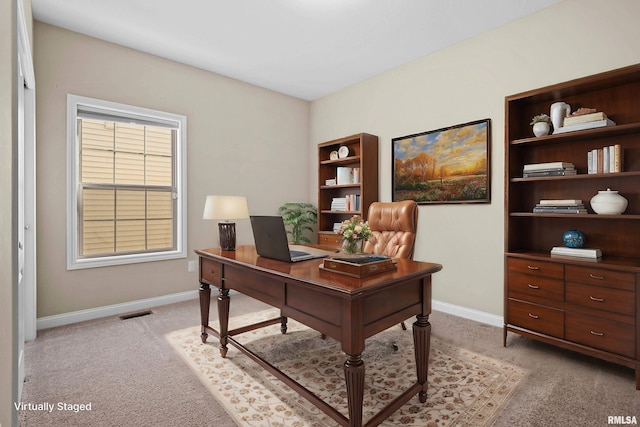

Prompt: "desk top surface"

[196,245,442,294]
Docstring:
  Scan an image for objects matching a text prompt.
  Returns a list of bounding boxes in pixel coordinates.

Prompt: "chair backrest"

[363,200,418,259]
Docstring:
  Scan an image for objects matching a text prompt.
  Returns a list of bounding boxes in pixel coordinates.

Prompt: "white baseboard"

[36,291,503,331]
[36,290,199,331]
[432,299,503,328]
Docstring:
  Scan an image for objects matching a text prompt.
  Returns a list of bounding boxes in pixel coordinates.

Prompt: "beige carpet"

[166,309,526,426]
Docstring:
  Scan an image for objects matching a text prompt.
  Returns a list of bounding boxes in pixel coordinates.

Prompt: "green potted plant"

[530,113,551,137]
[278,202,317,244]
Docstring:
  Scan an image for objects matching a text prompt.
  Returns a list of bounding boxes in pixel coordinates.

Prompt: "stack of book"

[555,111,616,134]
[325,178,336,186]
[533,199,586,214]
[331,197,347,211]
[550,246,602,259]
[523,162,576,178]
[588,144,623,174]
[330,195,359,211]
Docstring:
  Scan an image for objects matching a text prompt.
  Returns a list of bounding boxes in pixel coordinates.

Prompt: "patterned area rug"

[166,309,525,427]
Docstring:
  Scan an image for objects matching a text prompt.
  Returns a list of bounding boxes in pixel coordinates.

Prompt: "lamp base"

[218,222,236,251]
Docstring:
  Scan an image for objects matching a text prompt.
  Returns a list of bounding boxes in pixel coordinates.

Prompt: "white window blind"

[67,95,187,269]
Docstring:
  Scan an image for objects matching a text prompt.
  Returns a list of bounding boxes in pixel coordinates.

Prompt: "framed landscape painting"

[392,119,491,204]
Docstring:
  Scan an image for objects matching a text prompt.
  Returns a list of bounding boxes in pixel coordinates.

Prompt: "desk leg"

[344,354,365,427]
[218,288,230,358]
[413,314,431,403]
[199,283,211,343]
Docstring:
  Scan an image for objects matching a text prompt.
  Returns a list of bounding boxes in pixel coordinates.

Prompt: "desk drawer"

[200,258,222,287]
[508,271,564,301]
[565,265,635,291]
[565,312,635,358]
[508,299,564,338]
[565,282,635,316]
[508,258,564,279]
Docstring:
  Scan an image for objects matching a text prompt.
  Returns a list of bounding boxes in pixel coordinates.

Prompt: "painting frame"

[392,119,491,204]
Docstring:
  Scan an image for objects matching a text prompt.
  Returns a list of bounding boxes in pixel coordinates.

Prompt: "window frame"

[66,94,187,269]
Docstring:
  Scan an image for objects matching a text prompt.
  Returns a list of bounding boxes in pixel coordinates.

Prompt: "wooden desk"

[196,245,442,427]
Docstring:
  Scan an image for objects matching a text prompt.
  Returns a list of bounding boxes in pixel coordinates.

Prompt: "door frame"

[16,0,36,404]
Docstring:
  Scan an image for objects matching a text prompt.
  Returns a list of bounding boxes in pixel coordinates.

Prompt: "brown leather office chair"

[364,200,419,334]
[363,200,418,260]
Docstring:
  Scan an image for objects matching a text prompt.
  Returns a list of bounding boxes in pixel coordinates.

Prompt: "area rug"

[166,309,526,427]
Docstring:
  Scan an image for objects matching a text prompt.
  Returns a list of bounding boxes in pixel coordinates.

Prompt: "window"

[67,95,187,269]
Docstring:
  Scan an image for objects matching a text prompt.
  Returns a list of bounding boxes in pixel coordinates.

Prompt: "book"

[563,112,607,126]
[550,246,602,259]
[534,204,585,209]
[613,144,623,172]
[554,118,616,134]
[336,167,353,185]
[523,169,577,177]
[538,199,583,206]
[523,162,574,171]
[533,207,587,214]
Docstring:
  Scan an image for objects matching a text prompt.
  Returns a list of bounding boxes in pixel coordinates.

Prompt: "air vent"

[119,310,153,320]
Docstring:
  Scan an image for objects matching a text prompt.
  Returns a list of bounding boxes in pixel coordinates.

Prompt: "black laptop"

[250,216,327,263]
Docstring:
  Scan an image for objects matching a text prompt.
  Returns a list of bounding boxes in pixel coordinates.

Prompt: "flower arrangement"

[530,113,551,125]
[337,215,373,254]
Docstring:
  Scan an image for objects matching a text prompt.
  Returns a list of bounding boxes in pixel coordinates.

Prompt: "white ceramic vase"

[550,101,571,134]
[532,122,550,137]
[590,188,628,215]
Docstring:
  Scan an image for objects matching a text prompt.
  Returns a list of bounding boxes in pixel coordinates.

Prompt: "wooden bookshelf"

[504,64,640,389]
[317,133,378,248]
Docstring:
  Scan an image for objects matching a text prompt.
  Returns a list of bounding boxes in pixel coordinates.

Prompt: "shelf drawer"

[566,282,635,316]
[565,265,636,291]
[565,312,635,358]
[318,232,342,247]
[508,299,564,338]
[200,258,222,287]
[508,271,564,301]
[508,258,564,279]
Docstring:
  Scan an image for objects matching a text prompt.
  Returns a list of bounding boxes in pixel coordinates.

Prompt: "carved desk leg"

[199,283,211,343]
[344,354,365,427]
[413,314,431,403]
[218,288,230,358]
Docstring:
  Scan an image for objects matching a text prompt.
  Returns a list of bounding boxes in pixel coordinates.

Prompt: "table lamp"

[203,195,249,251]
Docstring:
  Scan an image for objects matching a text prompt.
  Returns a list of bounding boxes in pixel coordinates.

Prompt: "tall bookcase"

[504,64,640,389]
[317,133,378,248]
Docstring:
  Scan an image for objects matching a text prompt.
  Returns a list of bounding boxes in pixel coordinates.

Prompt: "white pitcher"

[550,102,571,134]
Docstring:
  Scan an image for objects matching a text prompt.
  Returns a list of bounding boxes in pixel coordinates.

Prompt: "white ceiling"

[31,0,561,101]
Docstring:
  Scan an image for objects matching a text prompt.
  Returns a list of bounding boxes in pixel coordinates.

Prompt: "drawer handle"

[589,296,605,302]
[589,273,604,280]
[527,265,540,271]
[527,284,540,289]
[528,313,539,319]
[590,330,604,337]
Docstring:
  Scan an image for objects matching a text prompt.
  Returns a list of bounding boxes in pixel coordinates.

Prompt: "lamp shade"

[203,195,249,221]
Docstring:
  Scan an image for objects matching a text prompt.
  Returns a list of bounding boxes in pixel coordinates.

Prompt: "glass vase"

[343,239,364,254]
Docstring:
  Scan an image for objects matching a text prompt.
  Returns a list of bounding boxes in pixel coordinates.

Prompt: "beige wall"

[34,22,310,317]
[31,0,640,320]
[310,0,640,315]
[0,0,15,422]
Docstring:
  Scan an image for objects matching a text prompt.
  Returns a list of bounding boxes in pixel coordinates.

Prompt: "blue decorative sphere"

[563,229,585,248]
